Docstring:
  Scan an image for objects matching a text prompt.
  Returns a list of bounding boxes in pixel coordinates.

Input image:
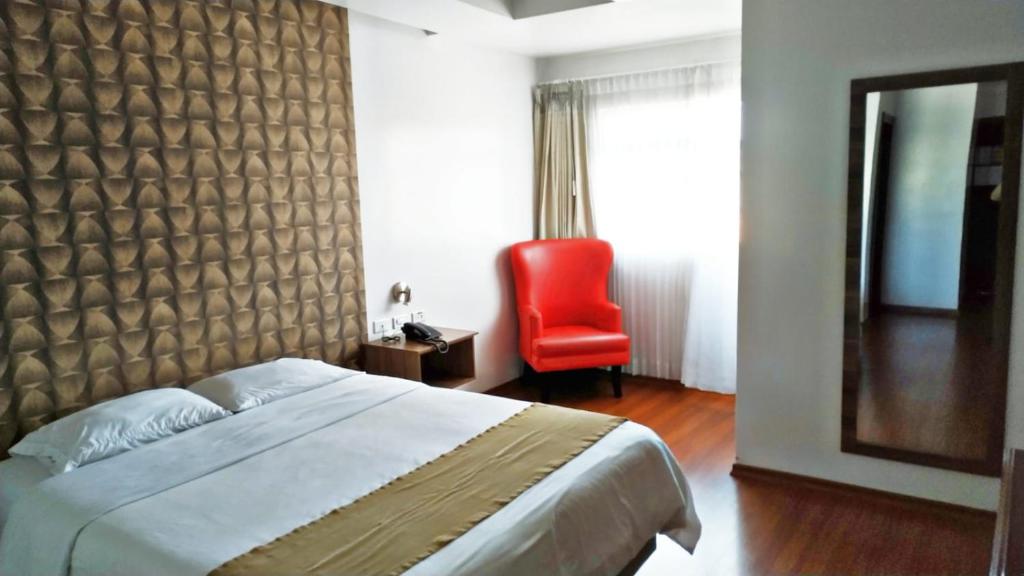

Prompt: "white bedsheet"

[0,457,49,534]
[0,374,700,576]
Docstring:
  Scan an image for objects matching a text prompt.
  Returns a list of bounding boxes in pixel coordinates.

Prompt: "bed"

[0,368,700,576]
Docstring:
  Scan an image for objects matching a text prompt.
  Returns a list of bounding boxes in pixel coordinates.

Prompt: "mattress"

[0,373,700,576]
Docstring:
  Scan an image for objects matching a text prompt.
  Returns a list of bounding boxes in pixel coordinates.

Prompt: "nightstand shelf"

[363,327,477,388]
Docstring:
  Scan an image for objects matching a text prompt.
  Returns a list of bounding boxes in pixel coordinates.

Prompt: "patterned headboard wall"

[0,0,366,453]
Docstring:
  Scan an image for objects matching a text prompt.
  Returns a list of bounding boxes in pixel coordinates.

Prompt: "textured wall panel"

[0,0,366,453]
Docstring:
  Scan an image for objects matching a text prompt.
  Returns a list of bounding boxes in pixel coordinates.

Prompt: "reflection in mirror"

[854,79,1013,473]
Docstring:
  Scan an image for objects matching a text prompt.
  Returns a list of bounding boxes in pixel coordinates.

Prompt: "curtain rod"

[536,58,741,87]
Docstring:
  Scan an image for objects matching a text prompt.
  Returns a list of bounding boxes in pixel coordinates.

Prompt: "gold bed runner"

[210,403,626,576]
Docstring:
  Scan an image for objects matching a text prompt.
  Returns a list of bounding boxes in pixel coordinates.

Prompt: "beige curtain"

[533,82,595,239]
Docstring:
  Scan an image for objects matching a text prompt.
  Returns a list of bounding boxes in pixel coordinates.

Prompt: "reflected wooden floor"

[858,306,998,462]
[490,372,995,575]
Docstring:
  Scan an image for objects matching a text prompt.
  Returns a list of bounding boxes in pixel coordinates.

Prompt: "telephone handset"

[402,322,449,354]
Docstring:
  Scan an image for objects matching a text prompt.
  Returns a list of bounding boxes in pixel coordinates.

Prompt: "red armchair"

[509,239,630,400]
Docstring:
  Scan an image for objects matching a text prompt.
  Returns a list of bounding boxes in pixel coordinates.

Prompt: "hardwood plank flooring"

[858,307,999,462]
[489,371,995,576]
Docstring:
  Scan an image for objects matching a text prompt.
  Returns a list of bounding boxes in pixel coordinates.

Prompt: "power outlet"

[391,316,403,330]
[372,319,388,334]
[413,310,425,322]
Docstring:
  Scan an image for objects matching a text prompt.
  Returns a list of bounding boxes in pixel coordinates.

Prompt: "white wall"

[881,85,976,309]
[739,0,1024,510]
[349,12,535,392]
[860,91,899,320]
[976,81,1009,118]
[536,33,741,83]
[860,92,880,321]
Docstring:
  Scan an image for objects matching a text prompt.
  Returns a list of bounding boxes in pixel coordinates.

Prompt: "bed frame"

[618,537,658,576]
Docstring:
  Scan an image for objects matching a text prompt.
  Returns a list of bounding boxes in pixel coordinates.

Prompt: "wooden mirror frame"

[842,62,1024,476]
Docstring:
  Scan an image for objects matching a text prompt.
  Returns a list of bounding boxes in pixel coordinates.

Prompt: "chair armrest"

[518,306,544,359]
[590,301,623,333]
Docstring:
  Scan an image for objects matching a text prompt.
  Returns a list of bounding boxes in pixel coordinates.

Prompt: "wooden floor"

[490,372,995,576]
[859,307,999,462]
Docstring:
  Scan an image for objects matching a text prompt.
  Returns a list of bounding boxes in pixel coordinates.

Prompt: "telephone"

[402,322,449,353]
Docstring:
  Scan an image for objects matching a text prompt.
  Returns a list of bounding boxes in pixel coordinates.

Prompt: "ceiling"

[458,0,615,20]
[325,0,742,57]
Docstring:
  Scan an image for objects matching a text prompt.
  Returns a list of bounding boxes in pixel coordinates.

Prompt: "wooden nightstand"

[363,328,477,388]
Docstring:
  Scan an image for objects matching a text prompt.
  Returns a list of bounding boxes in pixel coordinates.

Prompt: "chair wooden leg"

[611,365,623,398]
[524,363,551,403]
[522,361,535,381]
[540,380,552,404]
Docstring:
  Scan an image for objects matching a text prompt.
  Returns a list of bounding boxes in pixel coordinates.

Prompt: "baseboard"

[878,304,959,318]
[487,377,523,395]
[730,463,995,519]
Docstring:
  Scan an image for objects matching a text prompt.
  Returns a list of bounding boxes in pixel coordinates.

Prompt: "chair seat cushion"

[534,325,630,359]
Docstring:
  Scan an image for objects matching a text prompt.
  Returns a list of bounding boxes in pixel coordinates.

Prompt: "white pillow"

[10,389,231,475]
[188,358,360,412]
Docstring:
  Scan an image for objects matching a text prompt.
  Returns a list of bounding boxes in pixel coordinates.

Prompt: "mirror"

[843,63,1024,476]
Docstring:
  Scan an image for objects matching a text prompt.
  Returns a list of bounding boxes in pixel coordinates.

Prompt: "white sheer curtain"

[584,63,740,394]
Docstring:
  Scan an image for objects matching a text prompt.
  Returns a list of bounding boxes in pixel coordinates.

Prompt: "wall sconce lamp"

[392,282,412,305]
